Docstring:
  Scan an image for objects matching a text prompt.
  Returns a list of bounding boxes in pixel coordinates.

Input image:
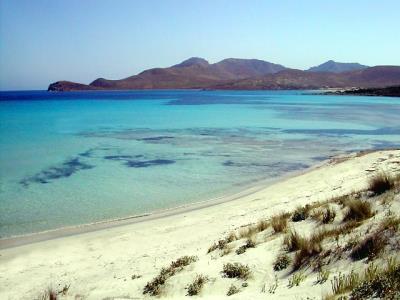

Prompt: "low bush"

[171,256,197,269]
[273,254,291,271]
[143,256,198,296]
[350,266,400,299]
[226,284,240,296]
[292,206,309,222]
[222,263,251,280]
[186,274,208,296]
[236,238,256,255]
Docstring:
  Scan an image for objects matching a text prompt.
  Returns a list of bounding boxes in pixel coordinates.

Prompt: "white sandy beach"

[1,149,400,299]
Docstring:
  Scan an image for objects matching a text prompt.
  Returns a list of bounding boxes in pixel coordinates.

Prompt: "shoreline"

[0,152,337,250]
[1,149,399,299]
[1,148,393,250]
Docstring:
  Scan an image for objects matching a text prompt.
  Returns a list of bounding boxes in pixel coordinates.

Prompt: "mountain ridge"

[48,58,400,91]
[307,60,369,73]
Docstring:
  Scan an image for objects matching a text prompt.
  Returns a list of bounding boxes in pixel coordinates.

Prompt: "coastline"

[1,149,399,300]
[0,151,336,250]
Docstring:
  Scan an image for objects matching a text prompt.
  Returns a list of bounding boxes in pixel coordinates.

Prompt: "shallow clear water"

[0,90,399,237]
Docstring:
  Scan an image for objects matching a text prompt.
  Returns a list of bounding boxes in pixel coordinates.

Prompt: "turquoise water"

[0,90,399,237]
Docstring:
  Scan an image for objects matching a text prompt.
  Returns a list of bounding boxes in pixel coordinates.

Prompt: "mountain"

[307,60,368,73]
[48,57,287,91]
[48,59,400,91]
[210,66,400,90]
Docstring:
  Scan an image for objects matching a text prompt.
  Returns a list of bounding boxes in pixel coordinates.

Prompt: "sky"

[1,0,400,90]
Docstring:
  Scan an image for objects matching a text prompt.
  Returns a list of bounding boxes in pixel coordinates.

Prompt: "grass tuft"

[322,207,336,224]
[256,219,270,232]
[330,270,360,297]
[271,212,290,233]
[368,172,395,195]
[283,231,307,252]
[343,199,373,222]
[350,232,388,261]
[38,288,58,300]
[283,230,323,270]
[288,271,306,287]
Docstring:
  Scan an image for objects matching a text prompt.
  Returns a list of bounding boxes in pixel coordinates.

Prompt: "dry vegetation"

[186,274,209,296]
[143,256,198,296]
[141,170,400,298]
[222,263,251,280]
[271,212,290,233]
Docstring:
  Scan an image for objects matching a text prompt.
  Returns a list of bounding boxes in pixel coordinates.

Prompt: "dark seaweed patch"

[125,159,175,168]
[223,160,236,166]
[222,160,308,171]
[311,156,328,161]
[284,127,400,136]
[104,155,137,161]
[137,136,174,141]
[79,149,95,157]
[20,157,94,187]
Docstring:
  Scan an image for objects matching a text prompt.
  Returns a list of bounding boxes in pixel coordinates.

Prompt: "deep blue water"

[0,90,399,237]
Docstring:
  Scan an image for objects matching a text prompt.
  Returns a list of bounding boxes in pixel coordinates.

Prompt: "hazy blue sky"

[1,0,399,90]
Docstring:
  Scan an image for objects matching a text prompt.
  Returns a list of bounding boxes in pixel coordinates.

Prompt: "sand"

[1,149,399,299]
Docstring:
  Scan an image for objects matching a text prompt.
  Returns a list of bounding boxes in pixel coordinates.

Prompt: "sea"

[0,90,399,238]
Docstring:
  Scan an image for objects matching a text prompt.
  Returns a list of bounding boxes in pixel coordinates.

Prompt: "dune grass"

[368,172,395,195]
[343,199,373,222]
[271,212,290,233]
[38,288,57,300]
[322,207,336,224]
[325,258,400,299]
